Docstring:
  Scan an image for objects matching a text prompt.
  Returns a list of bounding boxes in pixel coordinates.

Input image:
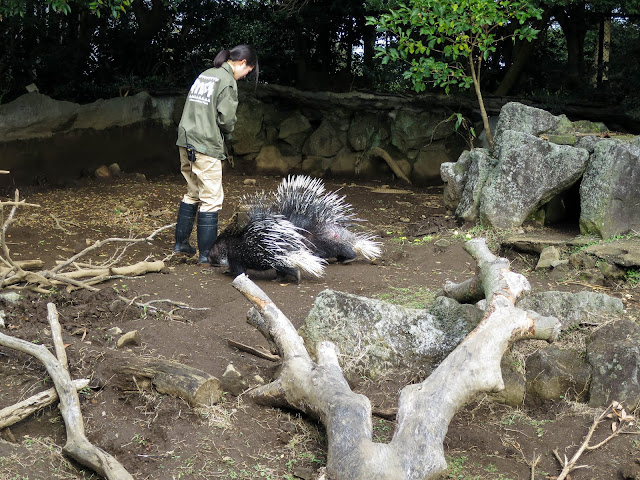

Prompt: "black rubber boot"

[197,211,218,264]
[173,201,197,255]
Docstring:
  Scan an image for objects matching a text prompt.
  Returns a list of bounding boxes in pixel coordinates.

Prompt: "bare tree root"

[0,303,134,479]
[553,401,635,480]
[371,147,412,185]
[232,238,562,480]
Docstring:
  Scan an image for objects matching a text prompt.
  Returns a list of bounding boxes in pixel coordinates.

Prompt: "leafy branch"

[367,0,543,149]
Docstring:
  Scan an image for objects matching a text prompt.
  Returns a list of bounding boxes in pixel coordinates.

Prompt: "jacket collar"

[221,62,235,78]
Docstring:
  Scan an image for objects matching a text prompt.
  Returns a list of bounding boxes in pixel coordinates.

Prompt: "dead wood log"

[231,237,561,480]
[106,354,223,406]
[0,379,89,430]
[0,303,134,480]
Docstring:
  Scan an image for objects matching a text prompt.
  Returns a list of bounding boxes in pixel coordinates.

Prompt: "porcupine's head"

[207,231,229,267]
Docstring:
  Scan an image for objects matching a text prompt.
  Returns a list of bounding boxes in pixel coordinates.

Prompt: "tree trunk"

[469,54,493,149]
[602,14,611,86]
[361,15,377,88]
[556,5,588,85]
[494,10,552,96]
[294,22,308,88]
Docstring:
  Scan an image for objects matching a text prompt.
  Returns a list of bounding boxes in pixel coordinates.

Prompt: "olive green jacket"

[176,62,237,159]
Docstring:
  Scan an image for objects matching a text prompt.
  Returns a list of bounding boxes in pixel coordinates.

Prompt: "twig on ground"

[529,452,541,480]
[553,401,635,480]
[226,338,280,362]
[50,214,75,234]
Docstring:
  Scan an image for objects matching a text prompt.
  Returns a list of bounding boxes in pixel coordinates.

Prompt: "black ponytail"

[213,45,260,84]
[213,49,231,68]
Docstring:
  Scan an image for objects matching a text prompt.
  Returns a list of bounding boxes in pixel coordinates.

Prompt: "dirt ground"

[0,171,639,480]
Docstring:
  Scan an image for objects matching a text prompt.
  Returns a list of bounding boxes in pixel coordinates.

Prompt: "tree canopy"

[0,0,639,128]
[0,0,132,20]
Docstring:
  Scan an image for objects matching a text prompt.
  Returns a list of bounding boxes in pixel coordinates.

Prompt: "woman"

[173,44,258,264]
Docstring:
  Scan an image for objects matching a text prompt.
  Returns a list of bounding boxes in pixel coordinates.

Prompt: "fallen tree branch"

[0,378,89,430]
[0,260,44,274]
[231,238,561,480]
[47,303,68,369]
[0,302,134,479]
[227,338,281,362]
[1,190,171,293]
[51,223,172,275]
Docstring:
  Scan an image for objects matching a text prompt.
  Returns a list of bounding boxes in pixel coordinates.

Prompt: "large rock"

[493,102,560,144]
[390,110,454,155]
[479,130,589,228]
[440,150,472,211]
[455,148,496,223]
[278,111,312,140]
[255,145,301,175]
[490,352,526,407]
[411,145,454,185]
[583,237,640,268]
[587,319,640,409]
[579,140,640,239]
[525,346,590,406]
[0,92,162,142]
[442,102,640,234]
[0,93,79,141]
[517,290,624,329]
[232,99,266,155]
[347,113,389,151]
[302,120,345,157]
[298,290,483,379]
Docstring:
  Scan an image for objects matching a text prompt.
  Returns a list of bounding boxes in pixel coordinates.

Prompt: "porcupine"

[245,175,382,263]
[207,205,325,283]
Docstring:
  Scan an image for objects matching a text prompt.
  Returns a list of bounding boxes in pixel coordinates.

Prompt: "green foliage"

[368,0,543,94]
[0,0,132,20]
[627,268,640,286]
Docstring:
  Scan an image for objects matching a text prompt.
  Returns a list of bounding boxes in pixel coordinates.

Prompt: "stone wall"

[0,85,470,188]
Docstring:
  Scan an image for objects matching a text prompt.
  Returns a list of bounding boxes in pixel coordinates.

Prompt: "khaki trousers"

[179,147,224,212]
